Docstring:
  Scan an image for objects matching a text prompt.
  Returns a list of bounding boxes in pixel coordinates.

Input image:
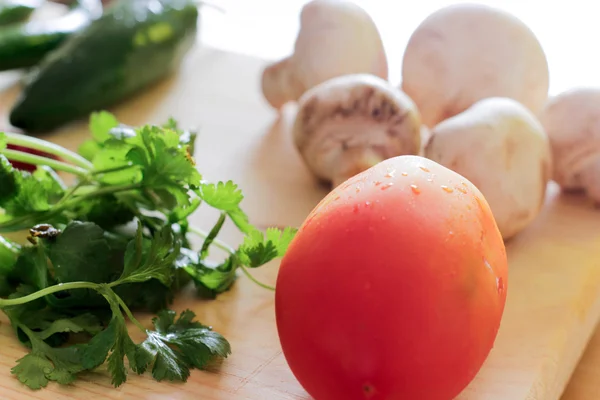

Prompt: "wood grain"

[1,46,600,400]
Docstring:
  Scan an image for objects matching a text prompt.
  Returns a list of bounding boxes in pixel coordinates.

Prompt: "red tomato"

[5,144,58,172]
[275,155,507,400]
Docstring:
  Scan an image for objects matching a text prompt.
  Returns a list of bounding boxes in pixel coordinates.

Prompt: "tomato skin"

[275,155,507,400]
[5,144,58,172]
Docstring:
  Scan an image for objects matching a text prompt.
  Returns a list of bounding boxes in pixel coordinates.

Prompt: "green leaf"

[238,227,297,268]
[118,224,178,286]
[185,257,238,299]
[0,155,20,204]
[37,313,103,340]
[47,222,117,284]
[90,111,119,143]
[11,325,86,389]
[81,316,118,370]
[136,309,230,382]
[11,353,54,389]
[198,181,243,212]
[0,155,65,217]
[9,246,49,291]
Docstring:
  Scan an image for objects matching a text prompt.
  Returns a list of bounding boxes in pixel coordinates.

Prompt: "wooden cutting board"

[1,46,600,400]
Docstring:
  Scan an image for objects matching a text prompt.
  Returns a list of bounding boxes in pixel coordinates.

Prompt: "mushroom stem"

[261,57,304,109]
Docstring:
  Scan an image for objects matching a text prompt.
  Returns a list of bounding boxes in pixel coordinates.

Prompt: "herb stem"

[3,132,93,170]
[239,265,275,291]
[189,225,235,254]
[111,290,147,334]
[91,164,135,176]
[2,149,89,177]
[0,281,98,307]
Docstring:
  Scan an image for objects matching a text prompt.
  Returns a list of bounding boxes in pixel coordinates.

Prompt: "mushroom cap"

[401,3,549,127]
[293,74,422,187]
[424,97,552,240]
[539,88,600,197]
[294,0,388,84]
[261,0,388,110]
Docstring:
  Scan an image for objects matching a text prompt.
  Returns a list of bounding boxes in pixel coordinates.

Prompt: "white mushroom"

[424,97,552,240]
[401,3,549,128]
[293,74,421,188]
[261,0,388,110]
[539,88,600,205]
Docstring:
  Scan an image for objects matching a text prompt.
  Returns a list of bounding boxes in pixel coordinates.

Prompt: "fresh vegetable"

[401,3,549,127]
[0,0,40,26]
[293,74,422,188]
[424,97,552,240]
[539,88,600,207]
[261,0,388,110]
[0,111,295,390]
[9,0,198,132]
[275,155,508,400]
[5,144,59,172]
[0,0,103,72]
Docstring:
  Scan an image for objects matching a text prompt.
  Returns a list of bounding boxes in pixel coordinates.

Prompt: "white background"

[199,0,598,96]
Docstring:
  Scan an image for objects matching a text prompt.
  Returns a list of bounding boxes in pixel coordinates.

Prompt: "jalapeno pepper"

[10,0,199,133]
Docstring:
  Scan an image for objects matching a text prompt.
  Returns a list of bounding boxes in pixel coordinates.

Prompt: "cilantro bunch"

[0,112,295,390]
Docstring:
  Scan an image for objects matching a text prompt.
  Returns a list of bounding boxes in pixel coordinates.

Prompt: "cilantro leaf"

[47,222,118,284]
[36,313,103,340]
[118,223,179,286]
[90,111,119,142]
[0,155,65,218]
[136,309,231,381]
[184,257,238,299]
[0,156,21,204]
[11,325,86,389]
[238,227,296,268]
[81,293,137,387]
[198,181,243,212]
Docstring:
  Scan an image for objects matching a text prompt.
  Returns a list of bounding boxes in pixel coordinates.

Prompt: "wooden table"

[1,45,600,400]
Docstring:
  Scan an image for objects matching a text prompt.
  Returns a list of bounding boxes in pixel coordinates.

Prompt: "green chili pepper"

[0,0,103,71]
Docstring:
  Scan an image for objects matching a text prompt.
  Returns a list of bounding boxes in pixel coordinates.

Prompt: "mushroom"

[401,3,549,128]
[292,74,422,188]
[261,0,388,110]
[424,97,552,240]
[539,88,600,205]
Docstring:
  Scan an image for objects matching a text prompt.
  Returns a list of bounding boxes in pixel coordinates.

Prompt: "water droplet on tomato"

[410,185,421,194]
[401,172,408,176]
[385,169,396,178]
[441,185,454,193]
[365,201,372,207]
[484,259,493,274]
[497,276,505,294]
[356,185,361,193]
[381,183,393,190]
[419,166,430,172]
